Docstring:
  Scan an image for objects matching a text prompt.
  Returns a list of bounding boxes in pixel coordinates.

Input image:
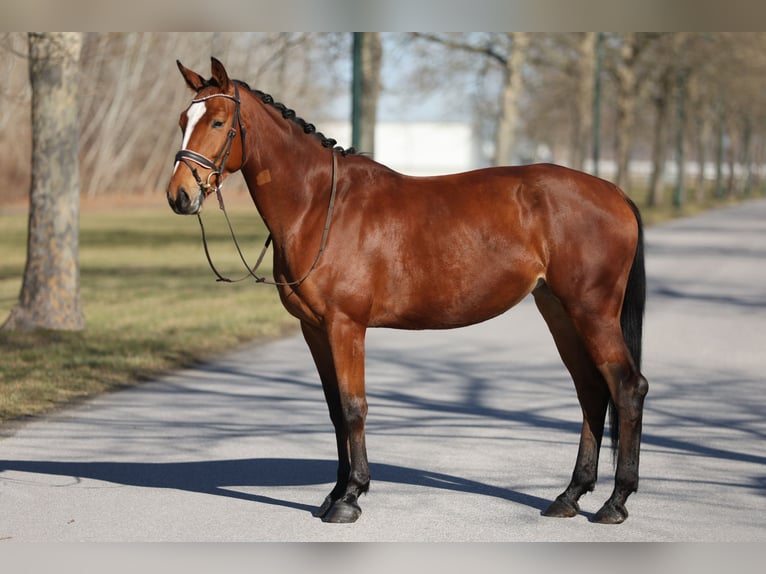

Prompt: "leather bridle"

[173,81,338,288]
[174,82,247,196]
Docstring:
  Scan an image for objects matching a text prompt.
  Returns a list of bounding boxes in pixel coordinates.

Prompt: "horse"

[166,58,648,525]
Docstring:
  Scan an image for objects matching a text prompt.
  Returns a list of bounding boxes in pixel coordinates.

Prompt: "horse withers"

[166,58,648,525]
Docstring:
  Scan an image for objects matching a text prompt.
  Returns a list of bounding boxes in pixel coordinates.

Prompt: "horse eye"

[212,120,225,128]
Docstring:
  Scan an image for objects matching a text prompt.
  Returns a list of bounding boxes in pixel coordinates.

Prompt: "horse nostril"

[177,187,191,210]
[168,186,194,214]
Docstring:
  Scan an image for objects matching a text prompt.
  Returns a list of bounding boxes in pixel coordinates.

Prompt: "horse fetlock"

[313,495,335,518]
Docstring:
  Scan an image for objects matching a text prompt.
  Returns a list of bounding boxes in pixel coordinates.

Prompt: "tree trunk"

[742,113,753,196]
[2,32,85,332]
[694,113,711,203]
[647,70,671,208]
[352,32,382,155]
[726,123,738,197]
[714,101,726,198]
[615,33,637,191]
[494,32,528,166]
[572,32,596,171]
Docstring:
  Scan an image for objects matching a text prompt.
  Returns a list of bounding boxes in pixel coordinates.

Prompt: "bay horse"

[166,58,648,525]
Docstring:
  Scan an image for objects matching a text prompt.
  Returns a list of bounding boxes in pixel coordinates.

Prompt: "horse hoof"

[313,495,335,518]
[592,503,628,524]
[542,497,579,518]
[321,498,362,523]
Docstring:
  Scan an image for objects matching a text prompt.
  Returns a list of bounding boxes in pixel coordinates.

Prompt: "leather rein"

[174,83,338,287]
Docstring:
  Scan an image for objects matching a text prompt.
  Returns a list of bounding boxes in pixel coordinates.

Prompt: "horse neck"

[238,93,334,243]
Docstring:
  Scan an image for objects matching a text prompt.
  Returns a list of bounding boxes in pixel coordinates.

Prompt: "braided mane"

[235,80,356,157]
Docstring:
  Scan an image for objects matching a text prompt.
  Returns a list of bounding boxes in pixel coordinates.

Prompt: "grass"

[629,185,739,227]
[0,186,761,424]
[0,197,297,423]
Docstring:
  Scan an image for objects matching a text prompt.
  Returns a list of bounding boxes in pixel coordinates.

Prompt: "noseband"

[174,82,247,195]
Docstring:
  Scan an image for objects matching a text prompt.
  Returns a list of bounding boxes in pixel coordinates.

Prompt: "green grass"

[0,200,297,422]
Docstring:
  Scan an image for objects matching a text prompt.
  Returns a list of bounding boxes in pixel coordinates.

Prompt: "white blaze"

[173,101,207,174]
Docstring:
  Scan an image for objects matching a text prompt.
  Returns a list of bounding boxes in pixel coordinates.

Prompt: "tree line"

[2,32,765,332]
[2,32,765,205]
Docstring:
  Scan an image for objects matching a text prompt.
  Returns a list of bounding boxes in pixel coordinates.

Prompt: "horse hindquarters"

[539,196,647,523]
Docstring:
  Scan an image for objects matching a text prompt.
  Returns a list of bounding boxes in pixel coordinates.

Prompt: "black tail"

[609,199,646,461]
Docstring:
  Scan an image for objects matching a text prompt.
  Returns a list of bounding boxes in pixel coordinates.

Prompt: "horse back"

[290,161,639,330]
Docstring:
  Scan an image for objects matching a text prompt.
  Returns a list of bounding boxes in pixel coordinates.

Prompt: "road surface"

[1,199,764,542]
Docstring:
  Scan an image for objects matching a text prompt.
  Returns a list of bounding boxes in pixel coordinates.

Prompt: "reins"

[196,151,339,287]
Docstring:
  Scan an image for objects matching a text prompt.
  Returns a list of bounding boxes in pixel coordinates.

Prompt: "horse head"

[167,58,246,215]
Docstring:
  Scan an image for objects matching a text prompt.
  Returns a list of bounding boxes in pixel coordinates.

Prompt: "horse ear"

[177,60,205,92]
[210,57,231,92]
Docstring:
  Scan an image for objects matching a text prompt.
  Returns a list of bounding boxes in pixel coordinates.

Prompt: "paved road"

[1,200,765,542]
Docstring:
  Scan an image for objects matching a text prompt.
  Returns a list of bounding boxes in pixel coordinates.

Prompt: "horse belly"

[368,237,544,330]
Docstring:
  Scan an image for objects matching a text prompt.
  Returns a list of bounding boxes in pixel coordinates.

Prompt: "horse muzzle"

[168,185,203,215]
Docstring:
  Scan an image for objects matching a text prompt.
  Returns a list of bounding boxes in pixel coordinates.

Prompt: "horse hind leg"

[566,308,648,524]
[590,360,648,524]
[533,282,611,518]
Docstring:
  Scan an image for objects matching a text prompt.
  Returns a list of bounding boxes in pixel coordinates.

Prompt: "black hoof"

[592,502,628,524]
[321,497,362,523]
[313,495,335,519]
[542,496,580,518]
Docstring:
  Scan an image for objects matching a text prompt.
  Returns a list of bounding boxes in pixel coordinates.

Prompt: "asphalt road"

[1,199,765,542]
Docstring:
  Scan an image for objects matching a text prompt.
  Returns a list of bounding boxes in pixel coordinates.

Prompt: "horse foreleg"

[301,317,370,523]
[301,321,350,518]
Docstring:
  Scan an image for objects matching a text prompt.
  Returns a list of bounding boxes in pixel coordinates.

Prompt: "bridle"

[173,81,339,288]
[174,82,247,195]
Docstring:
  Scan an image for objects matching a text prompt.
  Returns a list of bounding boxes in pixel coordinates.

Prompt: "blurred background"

[2,32,765,209]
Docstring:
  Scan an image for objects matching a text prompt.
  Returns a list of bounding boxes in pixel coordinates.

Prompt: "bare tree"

[0,33,32,199]
[613,33,639,191]
[410,33,529,166]
[644,34,678,208]
[646,65,672,207]
[5,33,766,207]
[495,33,528,166]
[572,32,596,171]
[3,33,85,332]
[526,33,599,170]
[78,33,213,197]
[353,32,382,155]
[74,33,347,198]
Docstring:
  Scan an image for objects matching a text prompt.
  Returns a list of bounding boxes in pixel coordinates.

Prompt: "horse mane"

[231,80,356,157]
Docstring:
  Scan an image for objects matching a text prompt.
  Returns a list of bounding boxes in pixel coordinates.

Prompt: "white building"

[319,121,476,177]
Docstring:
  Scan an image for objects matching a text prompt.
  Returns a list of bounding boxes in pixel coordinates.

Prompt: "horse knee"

[343,396,368,429]
[624,374,648,421]
[603,364,647,417]
[635,374,648,399]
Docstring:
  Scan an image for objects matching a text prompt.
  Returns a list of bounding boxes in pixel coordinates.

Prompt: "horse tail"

[609,197,646,461]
